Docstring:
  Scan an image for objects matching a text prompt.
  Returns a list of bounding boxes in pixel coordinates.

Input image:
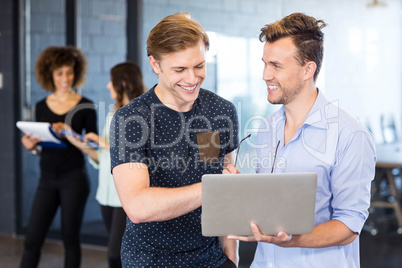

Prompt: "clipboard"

[16,121,67,148]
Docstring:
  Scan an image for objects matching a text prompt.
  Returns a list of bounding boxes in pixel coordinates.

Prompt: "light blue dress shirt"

[251,90,376,268]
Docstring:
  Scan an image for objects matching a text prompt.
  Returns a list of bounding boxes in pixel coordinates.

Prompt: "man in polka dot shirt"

[110,13,239,267]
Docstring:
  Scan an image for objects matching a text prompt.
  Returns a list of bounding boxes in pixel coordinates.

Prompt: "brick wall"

[20,0,127,230]
[78,0,127,225]
[20,0,66,230]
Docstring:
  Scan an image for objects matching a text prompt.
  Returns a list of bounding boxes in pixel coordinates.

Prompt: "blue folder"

[16,121,67,148]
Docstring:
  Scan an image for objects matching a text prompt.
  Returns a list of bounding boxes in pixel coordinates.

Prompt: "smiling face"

[149,43,206,112]
[52,65,75,93]
[262,37,306,105]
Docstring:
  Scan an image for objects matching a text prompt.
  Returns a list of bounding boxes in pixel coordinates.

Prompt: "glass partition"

[21,0,66,233]
[20,0,127,245]
[77,0,127,243]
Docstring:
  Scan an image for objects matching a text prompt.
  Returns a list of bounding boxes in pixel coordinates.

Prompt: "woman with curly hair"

[20,46,97,268]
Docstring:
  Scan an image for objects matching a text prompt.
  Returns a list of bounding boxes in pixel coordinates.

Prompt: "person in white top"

[71,62,146,268]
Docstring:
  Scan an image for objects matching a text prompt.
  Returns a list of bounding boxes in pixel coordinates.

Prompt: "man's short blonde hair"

[146,12,209,61]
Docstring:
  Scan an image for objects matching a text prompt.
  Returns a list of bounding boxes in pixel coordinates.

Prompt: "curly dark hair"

[110,62,146,109]
[259,13,327,81]
[35,46,87,92]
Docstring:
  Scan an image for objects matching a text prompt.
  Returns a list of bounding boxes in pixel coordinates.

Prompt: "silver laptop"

[201,172,317,236]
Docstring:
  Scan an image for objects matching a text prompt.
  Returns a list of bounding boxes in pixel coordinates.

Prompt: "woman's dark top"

[35,96,97,173]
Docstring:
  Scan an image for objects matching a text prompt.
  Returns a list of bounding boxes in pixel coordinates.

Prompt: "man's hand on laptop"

[223,163,240,174]
[227,222,293,247]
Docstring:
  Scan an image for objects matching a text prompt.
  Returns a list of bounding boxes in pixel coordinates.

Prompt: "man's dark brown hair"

[260,13,327,81]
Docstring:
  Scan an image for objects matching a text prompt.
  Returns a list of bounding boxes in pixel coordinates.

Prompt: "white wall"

[140,0,402,144]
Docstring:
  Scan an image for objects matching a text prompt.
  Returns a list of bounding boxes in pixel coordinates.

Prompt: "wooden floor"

[1,223,402,268]
[0,234,108,268]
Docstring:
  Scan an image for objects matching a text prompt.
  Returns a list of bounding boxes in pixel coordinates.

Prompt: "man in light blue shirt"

[225,13,376,267]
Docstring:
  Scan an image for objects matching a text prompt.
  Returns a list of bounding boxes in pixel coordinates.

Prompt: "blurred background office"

[1,0,401,267]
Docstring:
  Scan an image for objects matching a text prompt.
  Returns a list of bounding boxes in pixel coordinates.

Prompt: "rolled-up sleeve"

[330,131,377,233]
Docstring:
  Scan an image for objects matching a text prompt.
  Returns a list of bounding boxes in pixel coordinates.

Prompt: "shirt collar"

[304,89,333,129]
[277,89,332,130]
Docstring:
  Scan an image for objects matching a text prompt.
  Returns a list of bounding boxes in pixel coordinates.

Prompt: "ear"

[304,61,317,80]
[149,55,161,75]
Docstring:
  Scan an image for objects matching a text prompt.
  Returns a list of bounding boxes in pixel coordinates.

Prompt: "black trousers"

[20,168,90,268]
[100,205,126,268]
[219,258,237,268]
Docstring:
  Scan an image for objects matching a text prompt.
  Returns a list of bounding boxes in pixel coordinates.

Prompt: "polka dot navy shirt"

[110,85,239,267]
